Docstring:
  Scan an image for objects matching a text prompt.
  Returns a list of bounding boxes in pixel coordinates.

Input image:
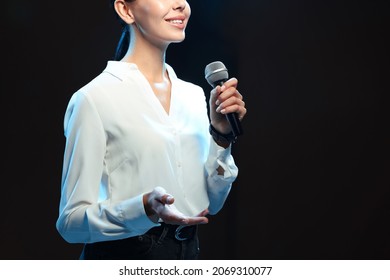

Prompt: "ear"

[114,0,135,24]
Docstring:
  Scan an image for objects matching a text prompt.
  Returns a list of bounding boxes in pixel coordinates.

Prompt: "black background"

[2,0,389,259]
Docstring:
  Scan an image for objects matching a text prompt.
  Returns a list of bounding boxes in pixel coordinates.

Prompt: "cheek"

[141,2,167,21]
[153,1,167,13]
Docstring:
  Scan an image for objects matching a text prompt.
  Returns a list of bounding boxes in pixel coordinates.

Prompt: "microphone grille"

[204,61,229,87]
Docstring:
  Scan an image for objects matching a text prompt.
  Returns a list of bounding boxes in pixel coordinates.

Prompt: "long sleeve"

[205,139,238,215]
[56,91,156,244]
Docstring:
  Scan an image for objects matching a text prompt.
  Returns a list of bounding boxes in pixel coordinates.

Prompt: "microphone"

[204,61,243,138]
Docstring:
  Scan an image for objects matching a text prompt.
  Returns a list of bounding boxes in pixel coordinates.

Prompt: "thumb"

[160,194,175,205]
[152,186,174,205]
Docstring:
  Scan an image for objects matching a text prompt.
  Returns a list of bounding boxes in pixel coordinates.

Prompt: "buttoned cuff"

[208,136,237,180]
[119,194,160,233]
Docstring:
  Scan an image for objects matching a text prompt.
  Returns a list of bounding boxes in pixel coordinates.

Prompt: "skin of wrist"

[143,194,160,223]
[143,193,156,217]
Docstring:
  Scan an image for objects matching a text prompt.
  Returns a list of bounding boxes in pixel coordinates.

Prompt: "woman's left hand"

[209,77,247,134]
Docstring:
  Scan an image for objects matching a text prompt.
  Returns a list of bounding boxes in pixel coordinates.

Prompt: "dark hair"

[109,0,135,61]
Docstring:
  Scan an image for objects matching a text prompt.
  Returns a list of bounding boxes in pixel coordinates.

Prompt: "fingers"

[216,95,245,113]
[176,215,208,226]
[222,77,238,89]
[180,208,209,226]
[196,208,209,217]
[159,204,209,226]
[210,78,238,101]
[216,91,245,115]
[211,77,246,121]
[149,187,210,226]
[183,216,208,226]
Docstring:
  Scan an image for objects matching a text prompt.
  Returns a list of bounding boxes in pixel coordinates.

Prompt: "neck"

[120,27,169,83]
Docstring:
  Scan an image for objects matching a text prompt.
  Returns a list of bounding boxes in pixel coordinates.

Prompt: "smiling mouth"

[166,19,184,24]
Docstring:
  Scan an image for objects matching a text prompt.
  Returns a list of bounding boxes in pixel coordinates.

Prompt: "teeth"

[169,20,183,24]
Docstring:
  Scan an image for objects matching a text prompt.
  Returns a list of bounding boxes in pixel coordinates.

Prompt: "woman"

[56,0,247,259]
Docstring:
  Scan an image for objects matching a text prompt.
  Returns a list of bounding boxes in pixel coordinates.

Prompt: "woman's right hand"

[143,186,209,225]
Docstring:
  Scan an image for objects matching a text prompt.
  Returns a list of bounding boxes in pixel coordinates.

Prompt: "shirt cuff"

[208,137,237,180]
[119,194,160,234]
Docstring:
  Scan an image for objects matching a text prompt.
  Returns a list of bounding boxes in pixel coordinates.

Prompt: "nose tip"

[174,0,186,10]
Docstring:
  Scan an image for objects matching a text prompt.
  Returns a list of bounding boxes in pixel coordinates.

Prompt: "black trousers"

[80,223,200,260]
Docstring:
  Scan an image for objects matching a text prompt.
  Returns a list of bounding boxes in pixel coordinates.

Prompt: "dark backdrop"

[3,0,389,259]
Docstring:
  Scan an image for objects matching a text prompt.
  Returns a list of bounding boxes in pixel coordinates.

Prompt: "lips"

[165,16,186,28]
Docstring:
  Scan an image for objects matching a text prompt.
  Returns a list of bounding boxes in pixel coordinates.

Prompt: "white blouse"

[56,61,238,243]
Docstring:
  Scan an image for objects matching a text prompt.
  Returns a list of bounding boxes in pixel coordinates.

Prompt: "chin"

[172,34,186,43]
[172,38,185,43]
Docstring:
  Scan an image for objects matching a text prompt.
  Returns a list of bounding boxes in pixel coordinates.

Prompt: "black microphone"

[204,61,243,138]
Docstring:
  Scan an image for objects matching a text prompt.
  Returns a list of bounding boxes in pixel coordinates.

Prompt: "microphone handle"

[226,111,243,137]
[213,80,243,138]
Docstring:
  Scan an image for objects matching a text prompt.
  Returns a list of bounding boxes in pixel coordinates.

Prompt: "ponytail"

[109,0,133,61]
[114,26,130,61]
